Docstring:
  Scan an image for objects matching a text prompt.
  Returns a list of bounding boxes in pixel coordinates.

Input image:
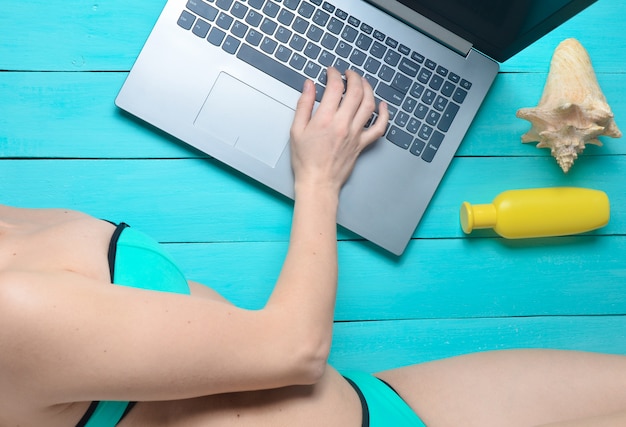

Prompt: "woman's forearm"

[264,183,340,377]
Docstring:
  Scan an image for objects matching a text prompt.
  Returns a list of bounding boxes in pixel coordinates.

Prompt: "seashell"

[516,38,621,173]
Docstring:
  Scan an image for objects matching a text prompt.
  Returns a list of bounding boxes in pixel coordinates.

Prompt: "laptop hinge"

[365,0,473,58]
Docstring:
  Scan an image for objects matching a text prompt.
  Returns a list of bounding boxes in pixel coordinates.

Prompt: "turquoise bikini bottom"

[342,370,427,427]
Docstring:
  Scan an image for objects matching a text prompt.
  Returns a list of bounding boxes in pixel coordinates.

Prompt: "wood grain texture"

[1,0,625,369]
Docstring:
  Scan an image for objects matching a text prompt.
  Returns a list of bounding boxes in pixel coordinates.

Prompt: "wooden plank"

[2,71,623,159]
[164,237,626,321]
[1,158,624,241]
[329,316,626,372]
[0,0,623,72]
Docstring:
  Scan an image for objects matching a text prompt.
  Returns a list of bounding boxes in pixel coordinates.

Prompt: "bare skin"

[1,68,625,427]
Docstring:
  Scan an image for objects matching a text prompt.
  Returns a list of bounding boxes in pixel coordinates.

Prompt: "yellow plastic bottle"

[460,187,610,238]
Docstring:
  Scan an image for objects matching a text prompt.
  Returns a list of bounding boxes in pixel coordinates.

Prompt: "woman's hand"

[289,67,389,194]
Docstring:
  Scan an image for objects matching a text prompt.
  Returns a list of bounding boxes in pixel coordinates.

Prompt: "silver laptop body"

[116,0,594,255]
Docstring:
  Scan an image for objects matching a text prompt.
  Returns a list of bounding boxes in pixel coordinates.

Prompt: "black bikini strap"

[107,222,129,282]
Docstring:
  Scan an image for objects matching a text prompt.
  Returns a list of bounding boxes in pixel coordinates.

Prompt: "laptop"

[116,0,596,255]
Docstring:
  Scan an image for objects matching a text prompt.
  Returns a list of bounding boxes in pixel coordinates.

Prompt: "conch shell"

[516,38,621,173]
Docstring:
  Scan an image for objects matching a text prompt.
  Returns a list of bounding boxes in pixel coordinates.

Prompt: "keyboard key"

[349,49,366,67]
[275,45,292,62]
[245,10,263,26]
[424,59,436,70]
[436,65,448,76]
[421,131,444,162]
[364,74,378,90]
[429,75,443,91]
[292,16,309,34]
[319,50,335,66]
[278,9,295,25]
[304,42,321,59]
[216,0,234,10]
[398,44,410,56]
[261,36,278,54]
[231,2,248,19]
[208,27,226,45]
[289,53,306,70]
[402,97,417,114]
[289,34,306,51]
[245,28,262,45]
[178,10,196,30]
[417,68,432,84]
[433,95,448,112]
[322,1,335,13]
[460,78,472,90]
[440,81,455,97]
[410,139,425,156]
[275,26,292,43]
[418,123,433,140]
[321,33,338,49]
[298,1,315,18]
[394,111,410,127]
[355,33,373,51]
[448,72,460,83]
[360,22,373,34]
[238,44,307,94]
[391,73,411,94]
[373,30,385,41]
[414,103,427,119]
[217,12,234,30]
[406,117,420,134]
[384,50,400,67]
[335,8,348,20]
[335,41,352,58]
[312,9,330,26]
[263,1,280,17]
[230,20,248,37]
[304,61,321,78]
[409,82,424,98]
[192,19,211,38]
[376,82,404,106]
[377,65,394,82]
[422,89,436,105]
[260,17,277,35]
[452,87,467,103]
[387,126,412,149]
[327,17,343,34]
[370,41,386,59]
[426,110,440,126]
[385,37,398,49]
[187,0,218,21]
[306,24,323,42]
[341,26,358,43]
[437,102,459,132]
[248,0,265,9]
[348,16,360,27]
[284,0,300,10]
[411,51,424,63]
[364,57,381,74]
[333,58,349,74]
[398,58,419,77]
[222,35,240,53]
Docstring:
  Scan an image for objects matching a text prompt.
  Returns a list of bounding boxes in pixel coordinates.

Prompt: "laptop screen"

[380,0,597,62]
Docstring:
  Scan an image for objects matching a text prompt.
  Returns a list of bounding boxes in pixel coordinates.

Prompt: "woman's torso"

[0,206,362,427]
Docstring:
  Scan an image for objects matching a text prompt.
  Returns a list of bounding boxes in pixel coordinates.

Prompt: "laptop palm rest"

[194,72,293,168]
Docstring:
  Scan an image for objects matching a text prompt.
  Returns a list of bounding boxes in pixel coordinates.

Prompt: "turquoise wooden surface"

[1,0,625,372]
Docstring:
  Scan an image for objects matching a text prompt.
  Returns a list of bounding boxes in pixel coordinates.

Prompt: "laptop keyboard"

[177,0,473,163]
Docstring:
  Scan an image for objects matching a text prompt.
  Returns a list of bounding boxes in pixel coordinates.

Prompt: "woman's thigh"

[121,366,363,427]
[375,349,626,427]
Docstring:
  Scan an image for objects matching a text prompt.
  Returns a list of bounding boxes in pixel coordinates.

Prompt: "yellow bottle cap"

[460,202,497,234]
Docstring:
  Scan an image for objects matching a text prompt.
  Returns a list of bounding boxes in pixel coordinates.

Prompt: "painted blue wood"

[1,71,624,158]
[1,157,624,241]
[1,0,623,72]
[1,0,625,370]
[329,316,626,372]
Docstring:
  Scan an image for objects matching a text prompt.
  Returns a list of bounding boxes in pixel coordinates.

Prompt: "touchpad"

[194,72,294,168]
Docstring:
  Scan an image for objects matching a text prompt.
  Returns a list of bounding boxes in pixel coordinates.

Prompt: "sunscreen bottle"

[460,187,609,238]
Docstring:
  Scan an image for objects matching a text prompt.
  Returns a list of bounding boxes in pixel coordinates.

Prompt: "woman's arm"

[0,69,388,406]
[264,68,388,382]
